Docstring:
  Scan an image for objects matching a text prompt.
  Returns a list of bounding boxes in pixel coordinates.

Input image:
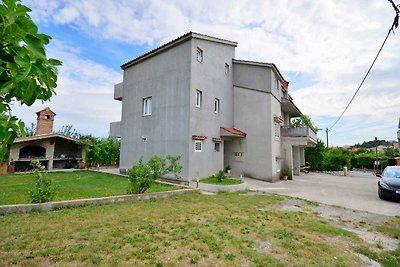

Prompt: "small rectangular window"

[214,98,220,114]
[195,90,202,108]
[143,97,152,116]
[196,47,203,62]
[214,142,220,152]
[276,79,280,91]
[225,63,229,75]
[194,140,203,152]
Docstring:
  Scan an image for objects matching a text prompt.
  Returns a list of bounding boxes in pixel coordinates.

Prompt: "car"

[377,166,400,201]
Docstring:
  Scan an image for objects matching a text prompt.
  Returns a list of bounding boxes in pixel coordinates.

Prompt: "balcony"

[281,126,317,143]
[281,97,301,117]
[110,121,121,138]
[114,82,123,101]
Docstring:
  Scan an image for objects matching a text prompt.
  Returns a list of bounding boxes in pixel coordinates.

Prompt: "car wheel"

[378,188,385,200]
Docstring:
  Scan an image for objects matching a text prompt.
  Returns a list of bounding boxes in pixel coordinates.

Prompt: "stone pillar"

[46,140,55,170]
[282,142,294,179]
[299,147,305,165]
[293,146,300,176]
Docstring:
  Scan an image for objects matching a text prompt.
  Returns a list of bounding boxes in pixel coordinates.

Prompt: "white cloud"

[21,0,400,144]
[11,40,122,137]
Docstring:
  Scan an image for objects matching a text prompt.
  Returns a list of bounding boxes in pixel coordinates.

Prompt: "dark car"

[377,166,400,201]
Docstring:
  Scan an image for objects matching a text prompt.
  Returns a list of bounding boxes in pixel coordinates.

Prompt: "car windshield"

[382,168,400,178]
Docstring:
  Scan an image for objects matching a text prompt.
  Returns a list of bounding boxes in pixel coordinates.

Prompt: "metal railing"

[281,126,317,141]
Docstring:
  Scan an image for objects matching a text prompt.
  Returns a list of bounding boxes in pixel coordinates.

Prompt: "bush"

[127,158,152,194]
[127,155,182,194]
[28,160,56,203]
[215,170,226,182]
[322,148,351,171]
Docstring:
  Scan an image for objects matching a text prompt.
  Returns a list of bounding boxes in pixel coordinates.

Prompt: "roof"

[121,32,238,69]
[220,127,247,137]
[36,107,56,115]
[232,59,286,83]
[13,133,81,144]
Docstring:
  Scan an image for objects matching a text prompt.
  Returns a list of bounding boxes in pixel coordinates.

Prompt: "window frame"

[214,142,220,152]
[143,97,152,116]
[214,98,220,114]
[225,63,230,75]
[196,47,203,63]
[195,90,202,108]
[194,140,203,152]
[274,122,280,139]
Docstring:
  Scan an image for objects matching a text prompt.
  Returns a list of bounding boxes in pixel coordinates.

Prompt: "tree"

[290,114,320,133]
[0,0,62,160]
[305,139,326,170]
[58,125,79,138]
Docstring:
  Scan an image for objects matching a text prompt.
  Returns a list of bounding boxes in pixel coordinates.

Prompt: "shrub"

[28,160,56,203]
[322,148,351,171]
[216,170,226,182]
[127,155,182,194]
[127,158,152,194]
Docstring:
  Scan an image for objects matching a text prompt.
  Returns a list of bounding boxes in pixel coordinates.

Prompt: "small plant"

[225,165,231,173]
[280,165,290,180]
[166,155,182,179]
[216,170,226,182]
[28,160,56,203]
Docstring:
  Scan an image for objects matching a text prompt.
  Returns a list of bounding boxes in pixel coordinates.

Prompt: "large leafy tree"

[291,114,320,133]
[0,0,61,159]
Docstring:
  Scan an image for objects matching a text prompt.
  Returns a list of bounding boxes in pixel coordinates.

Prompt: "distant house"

[110,32,317,182]
[7,108,86,172]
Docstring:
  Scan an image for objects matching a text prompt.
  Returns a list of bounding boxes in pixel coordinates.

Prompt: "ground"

[244,171,400,216]
[0,171,177,205]
[0,192,399,266]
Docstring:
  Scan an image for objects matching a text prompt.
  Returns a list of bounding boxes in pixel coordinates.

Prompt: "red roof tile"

[192,134,207,140]
[220,127,247,137]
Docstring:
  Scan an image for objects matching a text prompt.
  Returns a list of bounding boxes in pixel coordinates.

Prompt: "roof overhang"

[220,127,246,138]
[281,97,302,117]
[122,32,238,69]
[13,133,82,144]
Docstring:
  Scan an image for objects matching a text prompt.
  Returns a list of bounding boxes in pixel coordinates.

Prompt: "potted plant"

[225,165,231,174]
[280,165,290,181]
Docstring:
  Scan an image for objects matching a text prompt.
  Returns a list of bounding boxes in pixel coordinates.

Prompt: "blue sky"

[12,0,400,146]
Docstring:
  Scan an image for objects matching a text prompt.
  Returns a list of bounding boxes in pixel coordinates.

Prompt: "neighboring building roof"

[232,59,286,83]
[36,107,56,115]
[220,127,247,137]
[13,133,81,144]
[121,31,238,69]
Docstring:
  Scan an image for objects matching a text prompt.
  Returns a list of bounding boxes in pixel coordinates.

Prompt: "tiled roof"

[36,107,56,115]
[192,134,208,140]
[14,133,81,143]
[121,32,238,69]
[220,127,247,137]
[212,137,224,142]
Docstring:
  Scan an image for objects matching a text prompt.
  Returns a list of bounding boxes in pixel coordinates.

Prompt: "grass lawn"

[200,176,242,185]
[0,192,398,266]
[0,171,178,205]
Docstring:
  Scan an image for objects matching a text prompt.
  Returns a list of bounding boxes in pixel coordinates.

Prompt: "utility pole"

[375,137,378,172]
[326,128,330,148]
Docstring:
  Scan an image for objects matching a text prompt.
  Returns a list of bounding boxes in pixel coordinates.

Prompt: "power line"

[329,0,400,131]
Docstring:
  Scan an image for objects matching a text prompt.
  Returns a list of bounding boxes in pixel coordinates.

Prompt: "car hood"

[381,177,400,189]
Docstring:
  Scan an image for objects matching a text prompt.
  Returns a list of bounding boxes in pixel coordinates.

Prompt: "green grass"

[1,192,397,266]
[200,177,242,185]
[0,171,178,205]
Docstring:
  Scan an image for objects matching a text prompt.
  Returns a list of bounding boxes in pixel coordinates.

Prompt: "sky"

[11,0,400,146]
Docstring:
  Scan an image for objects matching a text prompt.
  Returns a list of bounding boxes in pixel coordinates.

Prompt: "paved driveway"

[243,172,399,216]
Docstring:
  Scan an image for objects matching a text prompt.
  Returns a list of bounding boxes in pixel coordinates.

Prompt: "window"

[214,98,220,114]
[214,142,220,152]
[143,97,152,116]
[225,63,230,75]
[274,122,280,138]
[276,79,280,91]
[195,90,202,108]
[194,140,203,152]
[44,115,50,120]
[196,47,203,62]
[234,152,243,157]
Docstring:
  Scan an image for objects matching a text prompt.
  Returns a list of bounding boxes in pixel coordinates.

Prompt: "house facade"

[110,32,316,182]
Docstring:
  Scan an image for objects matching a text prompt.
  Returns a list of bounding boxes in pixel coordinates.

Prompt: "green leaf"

[25,34,46,58]
[14,55,30,68]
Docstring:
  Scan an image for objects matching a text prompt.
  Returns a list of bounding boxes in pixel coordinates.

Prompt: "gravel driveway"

[244,172,399,216]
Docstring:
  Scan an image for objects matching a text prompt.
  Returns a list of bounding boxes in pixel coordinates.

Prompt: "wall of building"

[119,41,192,178]
[187,38,236,180]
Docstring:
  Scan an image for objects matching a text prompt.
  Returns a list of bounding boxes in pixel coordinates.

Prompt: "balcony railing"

[114,82,123,101]
[281,126,317,141]
[110,121,121,138]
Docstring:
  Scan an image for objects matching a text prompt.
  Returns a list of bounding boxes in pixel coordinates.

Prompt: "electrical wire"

[329,1,399,130]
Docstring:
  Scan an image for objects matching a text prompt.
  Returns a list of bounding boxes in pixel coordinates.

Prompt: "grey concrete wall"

[120,41,192,178]
[187,39,235,180]
[233,63,272,92]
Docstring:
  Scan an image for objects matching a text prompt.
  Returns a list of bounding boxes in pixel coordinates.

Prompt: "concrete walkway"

[243,172,399,217]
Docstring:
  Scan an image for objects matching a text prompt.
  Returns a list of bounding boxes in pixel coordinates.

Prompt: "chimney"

[35,107,56,135]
